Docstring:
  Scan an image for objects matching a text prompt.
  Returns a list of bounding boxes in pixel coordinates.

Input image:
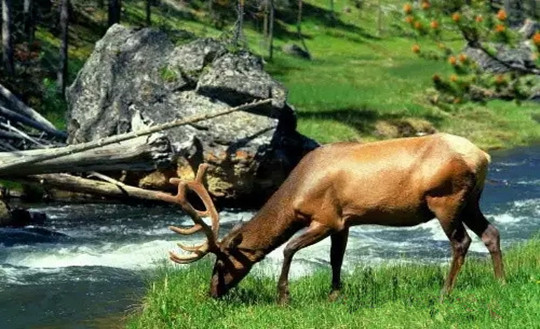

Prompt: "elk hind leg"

[429,195,472,297]
[463,203,505,281]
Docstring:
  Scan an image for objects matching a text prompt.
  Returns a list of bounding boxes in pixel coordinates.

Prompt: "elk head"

[155,164,254,298]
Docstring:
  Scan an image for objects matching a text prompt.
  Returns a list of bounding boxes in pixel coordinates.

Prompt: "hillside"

[3,0,539,149]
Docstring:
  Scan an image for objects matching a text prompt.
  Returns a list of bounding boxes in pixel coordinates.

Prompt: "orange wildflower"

[495,75,506,85]
[405,15,414,24]
[448,56,457,66]
[414,21,423,30]
[421,1,431,10]
[430,20,439,29]
[403,3,413,14]
[452,12,461,23]
[432,74,441,82]
[496,9,507,21]
[458,53,468,63]
[412,44,421,53]
[495,24,506,33]
[532,32,540,47]
[450,74,458,82]
[475,15,484,23]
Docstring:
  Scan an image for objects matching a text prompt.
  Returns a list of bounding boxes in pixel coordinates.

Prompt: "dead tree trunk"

[0,84,66,138]
[2,0,14,76]
[23,0,34,42]
[296,0,310,59]
[146,0,152,26]
[108,0,121,27]
[0,99,271,174]
[0,135,172,176]
[268,0,274,59]
[233,0,245,48]
[58,0,70,96]
[18,173,166,202]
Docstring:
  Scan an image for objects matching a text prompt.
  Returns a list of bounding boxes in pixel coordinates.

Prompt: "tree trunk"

[145,0,151,26]
[1,0,14,76]
[329,0,335,25]
[233,0,245,48]
[0,135,173,176]
[23,0,35,42]
[504,0,525,27]
[296,0,310,58]
[268,0,274,60]
[0,84,66,138]
[528,0,537,19]
[58,0,70,96]
[108,0,121,27]
[0,99,271,174]
[97,0,104,9]
[18,173,167,202]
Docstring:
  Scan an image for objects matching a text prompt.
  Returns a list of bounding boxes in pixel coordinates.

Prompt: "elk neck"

[225,181,306,263]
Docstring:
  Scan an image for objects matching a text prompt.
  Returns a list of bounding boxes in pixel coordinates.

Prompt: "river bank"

[128,236,540,329]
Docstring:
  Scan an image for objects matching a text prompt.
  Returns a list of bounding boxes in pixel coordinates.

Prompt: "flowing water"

[0,146,538,329]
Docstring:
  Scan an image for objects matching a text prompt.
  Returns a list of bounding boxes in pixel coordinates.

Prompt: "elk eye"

[226,233,243,249]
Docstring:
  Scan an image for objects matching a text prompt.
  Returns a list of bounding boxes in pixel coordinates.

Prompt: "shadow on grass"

[297,107,443,136]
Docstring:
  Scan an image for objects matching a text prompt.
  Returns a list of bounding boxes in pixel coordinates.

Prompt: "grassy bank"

[19,0,538,150]
[127,237,539,329]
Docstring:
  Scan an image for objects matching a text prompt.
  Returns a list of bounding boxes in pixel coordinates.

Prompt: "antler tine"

[156,163,221,264]
[169,250,206,264]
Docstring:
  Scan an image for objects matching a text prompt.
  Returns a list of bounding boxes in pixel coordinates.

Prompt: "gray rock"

[464,42,537,74]
[67,25,318,205]
[197,51,288,111]
[282,43,311,60]
[519,19,540,39]
[0,201,11,227]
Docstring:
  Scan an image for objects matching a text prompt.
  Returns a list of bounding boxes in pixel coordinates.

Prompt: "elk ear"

[226,233,243,250]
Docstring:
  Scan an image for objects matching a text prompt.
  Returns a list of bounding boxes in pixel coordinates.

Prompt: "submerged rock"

[67,25,318,205]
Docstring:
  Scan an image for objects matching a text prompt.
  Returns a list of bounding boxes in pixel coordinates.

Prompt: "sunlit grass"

[127,236,540,329]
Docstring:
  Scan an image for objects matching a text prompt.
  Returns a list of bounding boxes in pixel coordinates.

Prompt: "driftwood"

[0,84,67,138]
[16,173,165,202]
[0,134,172,176]
[0,98,272,175]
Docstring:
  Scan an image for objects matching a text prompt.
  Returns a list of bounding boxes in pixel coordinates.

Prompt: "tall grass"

[127,237,539,329]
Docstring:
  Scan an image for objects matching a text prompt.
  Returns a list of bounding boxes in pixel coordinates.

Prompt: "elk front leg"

[329,227,349,301]
[278,222,332,305]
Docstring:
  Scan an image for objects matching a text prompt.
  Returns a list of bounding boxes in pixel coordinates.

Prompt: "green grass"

[127,236,540,329]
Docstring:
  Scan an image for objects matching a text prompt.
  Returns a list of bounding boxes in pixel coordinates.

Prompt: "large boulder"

[67,25,318,205]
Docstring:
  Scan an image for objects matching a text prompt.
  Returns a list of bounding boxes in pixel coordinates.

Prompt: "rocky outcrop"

[464,43,537,74]
[67,25,318,205]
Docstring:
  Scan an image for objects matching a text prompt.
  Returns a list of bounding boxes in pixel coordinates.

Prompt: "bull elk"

[156,133,504,304]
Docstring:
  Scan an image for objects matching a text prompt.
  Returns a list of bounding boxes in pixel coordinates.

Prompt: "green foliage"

[41,78,67,130]
[402,1,539,105]
[159,66,179,83]
[127,236,540,329]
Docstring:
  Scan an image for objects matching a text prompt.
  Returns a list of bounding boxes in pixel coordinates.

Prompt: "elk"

[156,133,505,304]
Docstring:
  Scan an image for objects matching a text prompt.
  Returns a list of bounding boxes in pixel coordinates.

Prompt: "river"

[0,146,538,329]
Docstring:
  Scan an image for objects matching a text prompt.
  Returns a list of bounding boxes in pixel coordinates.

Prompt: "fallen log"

[16,173,164,202]
[0,134,172,176]
[0,84,67,139]
[0,98,272,175]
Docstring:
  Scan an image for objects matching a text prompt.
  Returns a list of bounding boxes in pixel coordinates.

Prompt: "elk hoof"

[278,293,290,305]
[328,289,341,302]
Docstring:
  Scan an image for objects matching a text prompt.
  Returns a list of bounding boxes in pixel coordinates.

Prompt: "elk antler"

[156,164,220,264]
